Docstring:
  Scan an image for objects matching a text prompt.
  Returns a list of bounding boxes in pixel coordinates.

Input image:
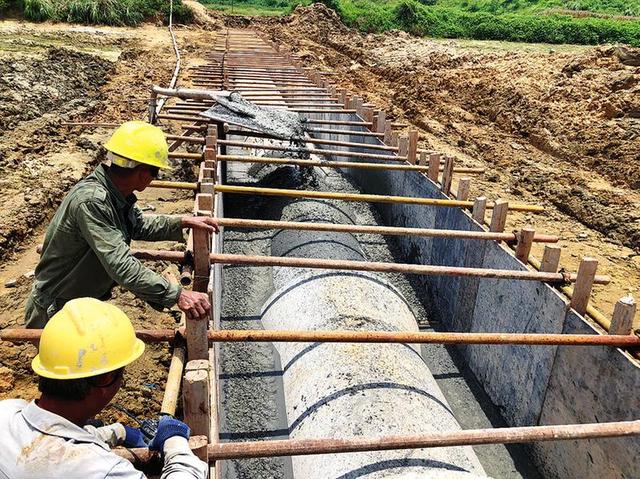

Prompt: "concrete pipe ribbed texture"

[261,197,488,479]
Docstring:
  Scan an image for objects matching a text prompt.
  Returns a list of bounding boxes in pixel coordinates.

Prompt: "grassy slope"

[200,0,310,15]
[0,0,193,25]
[332,0,640,45]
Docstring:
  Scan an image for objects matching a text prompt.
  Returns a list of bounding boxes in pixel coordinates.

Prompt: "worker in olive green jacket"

[25,121,218,328]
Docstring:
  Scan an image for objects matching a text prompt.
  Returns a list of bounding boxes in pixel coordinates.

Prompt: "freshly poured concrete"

[263,198,487,478]
[301,110,640,478]
[219,153,543,477]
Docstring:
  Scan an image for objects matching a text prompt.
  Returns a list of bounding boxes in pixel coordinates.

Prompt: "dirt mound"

[0,48,112,134]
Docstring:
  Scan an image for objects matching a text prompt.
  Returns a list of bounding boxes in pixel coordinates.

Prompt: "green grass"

[200,0,310,15]
[0,0,193,25]
[325,0,640,45]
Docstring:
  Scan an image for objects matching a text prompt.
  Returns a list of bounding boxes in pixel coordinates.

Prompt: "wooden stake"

[407,130,418,165]
[489,200,509,232]
[418,151,428,167]
[515,228,535,263]
[383,119,392,144]
[183,359,211,439]
[540,245,562,273]
[472,196,487,224]
[456,178,471,201]
[398,136,409,159]
[428,153,441,183]
[441,156,454,196]
[609,296,638,336]
[376,110,386,133]
[570,257,598,315]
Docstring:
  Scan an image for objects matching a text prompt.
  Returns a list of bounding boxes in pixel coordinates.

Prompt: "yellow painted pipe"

[215,184,545,213]
[149,180,198,191]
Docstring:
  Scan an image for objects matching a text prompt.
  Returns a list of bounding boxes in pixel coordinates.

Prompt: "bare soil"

[0,20,218,425]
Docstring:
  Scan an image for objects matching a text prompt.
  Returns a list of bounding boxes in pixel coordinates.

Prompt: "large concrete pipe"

[261,196,488,478]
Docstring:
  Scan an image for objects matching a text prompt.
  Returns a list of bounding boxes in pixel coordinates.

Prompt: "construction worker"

[25,121,218,328]
[0,298,207,478]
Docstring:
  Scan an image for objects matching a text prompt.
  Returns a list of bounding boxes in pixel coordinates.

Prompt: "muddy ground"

[255,4,640,319]
[0,20,219,424]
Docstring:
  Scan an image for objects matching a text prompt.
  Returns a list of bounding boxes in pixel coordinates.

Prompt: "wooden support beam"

[540,245,561,273]
[4,327,639,347]
[375,110,386,134]
[489,200,509,232]
[215,185,544,213]
[160,340,186,416]
[183,359,211,439]
[383,119,392,144]
[407,130,418,164]
[515,228,535,263]
[570,257,598,315]
[398,136,409,159]
[456,178,471,201]
[609,296,638,336]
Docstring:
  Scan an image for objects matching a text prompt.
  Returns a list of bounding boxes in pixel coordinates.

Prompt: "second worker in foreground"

[25,121,218,328]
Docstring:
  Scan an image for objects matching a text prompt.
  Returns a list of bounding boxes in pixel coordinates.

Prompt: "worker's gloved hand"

[177,290,211,321]
[149,416,191,452]
[182,215,220,234]
[123,426,147,448]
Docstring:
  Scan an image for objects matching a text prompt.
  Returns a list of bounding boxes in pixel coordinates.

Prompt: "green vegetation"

[0,0,193,25]
[326,0,640,45]
[199,0,310,16]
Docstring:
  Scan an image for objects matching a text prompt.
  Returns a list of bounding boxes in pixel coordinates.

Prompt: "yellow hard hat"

[104,120,171,170]
[32,298,145,380]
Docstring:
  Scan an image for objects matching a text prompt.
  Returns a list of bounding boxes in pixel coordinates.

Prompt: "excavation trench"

[217,132,541,479]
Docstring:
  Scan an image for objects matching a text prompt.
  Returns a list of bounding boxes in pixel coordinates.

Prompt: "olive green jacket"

[25,164,183,328]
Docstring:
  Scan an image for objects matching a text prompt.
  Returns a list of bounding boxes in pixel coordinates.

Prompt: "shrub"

[23,0,56,20]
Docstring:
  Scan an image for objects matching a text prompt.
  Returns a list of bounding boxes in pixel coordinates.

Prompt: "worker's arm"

[131,208,184,242]
[76,201,181,308]
[150,417,207,479]
[84,423,126,448]
[160,437,208,479]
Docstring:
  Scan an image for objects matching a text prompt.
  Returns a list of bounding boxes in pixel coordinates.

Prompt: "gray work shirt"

[0,400,207,479]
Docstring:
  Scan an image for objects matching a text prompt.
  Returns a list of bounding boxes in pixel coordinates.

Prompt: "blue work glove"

[149,416,190,452]
[123,425,147,448]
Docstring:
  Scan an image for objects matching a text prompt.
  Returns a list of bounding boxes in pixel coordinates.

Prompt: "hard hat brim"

[32,338,145,380]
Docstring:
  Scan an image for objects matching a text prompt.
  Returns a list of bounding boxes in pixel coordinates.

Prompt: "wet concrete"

[217,150,543,478]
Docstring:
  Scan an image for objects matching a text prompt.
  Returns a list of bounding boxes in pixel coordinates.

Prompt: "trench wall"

[299,111,640,478]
